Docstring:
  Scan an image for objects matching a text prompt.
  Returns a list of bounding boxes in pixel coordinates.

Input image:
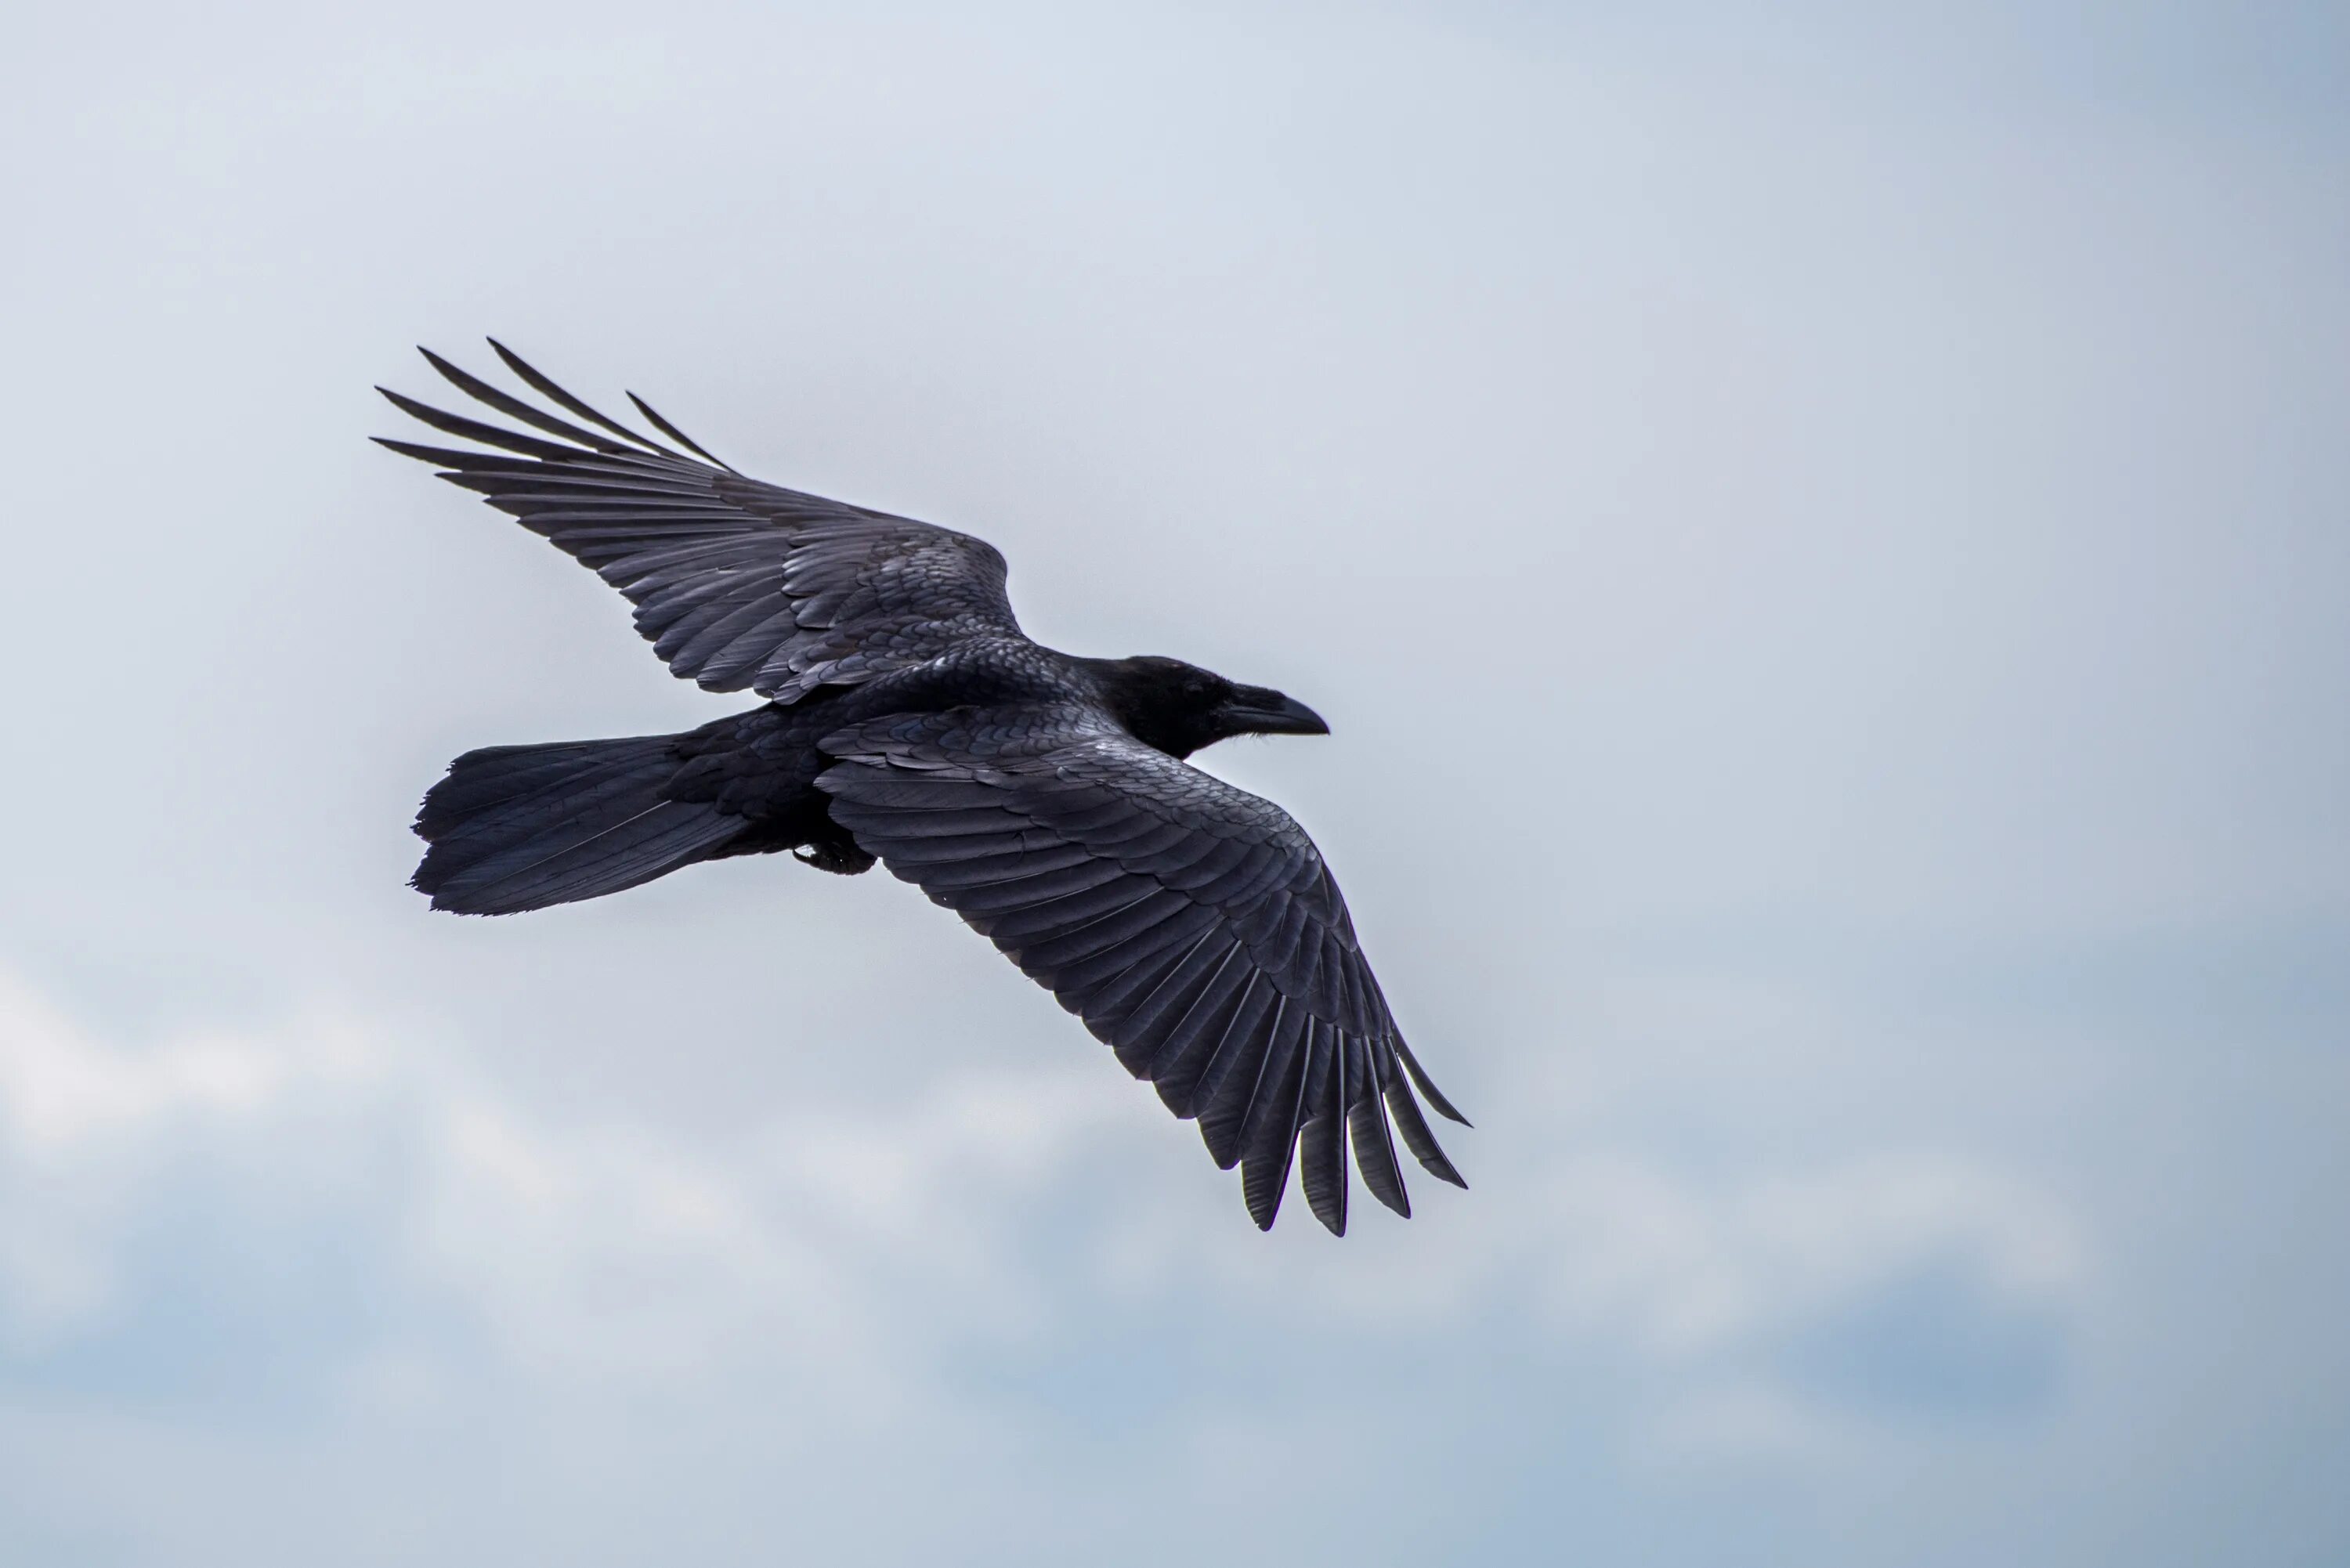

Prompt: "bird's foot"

[794,838,877,876]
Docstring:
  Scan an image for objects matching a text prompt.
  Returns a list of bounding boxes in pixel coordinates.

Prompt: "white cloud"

[0,963,2084,1448]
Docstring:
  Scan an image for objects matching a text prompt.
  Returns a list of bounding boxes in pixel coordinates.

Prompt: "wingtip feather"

[1349,1089,1412,1219]
[483,338,685,460]
[627,390,736,471]
[1385,1075,1467,1188]
[1394,1038,1471,1125]
[1301,1115,1348,1237]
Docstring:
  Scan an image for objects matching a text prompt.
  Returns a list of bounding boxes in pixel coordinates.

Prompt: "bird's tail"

[411,734,743,915]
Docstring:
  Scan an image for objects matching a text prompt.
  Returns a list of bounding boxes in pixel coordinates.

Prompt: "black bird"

[378,343,1468,1234]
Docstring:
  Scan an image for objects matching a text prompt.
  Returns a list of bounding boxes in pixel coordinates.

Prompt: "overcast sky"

[2,2,2345,1563]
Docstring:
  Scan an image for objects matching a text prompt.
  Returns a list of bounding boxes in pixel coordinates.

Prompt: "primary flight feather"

[380,342,1468,1234]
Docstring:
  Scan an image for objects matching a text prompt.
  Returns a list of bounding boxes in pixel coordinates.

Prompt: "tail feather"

[417,741,631,824]
[413,735,743,915]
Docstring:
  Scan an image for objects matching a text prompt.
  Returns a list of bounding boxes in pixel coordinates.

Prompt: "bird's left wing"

[817,705,1468,1234]
[376,343,1024,702]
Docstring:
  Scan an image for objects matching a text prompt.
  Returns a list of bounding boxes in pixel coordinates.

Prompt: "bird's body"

[382,343,1467,1234]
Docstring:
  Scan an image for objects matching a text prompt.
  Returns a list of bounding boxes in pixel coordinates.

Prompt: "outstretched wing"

[817,705,1469,1235]
[376,342,1024,702]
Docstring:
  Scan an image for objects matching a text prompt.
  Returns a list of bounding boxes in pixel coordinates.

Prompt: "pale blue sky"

[2,3,2344,1564]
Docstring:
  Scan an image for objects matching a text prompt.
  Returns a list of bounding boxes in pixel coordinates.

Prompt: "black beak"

[1223,688,1331,737]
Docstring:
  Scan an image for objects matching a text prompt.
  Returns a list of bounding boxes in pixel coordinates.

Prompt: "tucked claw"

[794,839,877,876]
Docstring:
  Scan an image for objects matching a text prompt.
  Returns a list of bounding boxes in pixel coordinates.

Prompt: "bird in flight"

[378,344,1467,1234]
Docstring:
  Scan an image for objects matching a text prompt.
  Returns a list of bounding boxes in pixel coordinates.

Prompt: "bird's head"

[1086,655,1329,760]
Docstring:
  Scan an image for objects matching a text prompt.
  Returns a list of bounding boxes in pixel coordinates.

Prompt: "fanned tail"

[412,734,743,915]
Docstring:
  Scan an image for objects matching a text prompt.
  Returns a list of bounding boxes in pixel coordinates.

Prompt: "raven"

[378,344,1467,1234]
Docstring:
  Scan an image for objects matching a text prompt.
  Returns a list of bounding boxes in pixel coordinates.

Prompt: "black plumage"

[381,343,1469,1234]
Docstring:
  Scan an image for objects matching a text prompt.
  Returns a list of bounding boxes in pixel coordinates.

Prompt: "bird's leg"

[794,831,876,876]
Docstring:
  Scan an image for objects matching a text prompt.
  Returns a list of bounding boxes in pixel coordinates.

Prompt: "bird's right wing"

[376,343,1024,702]
[816,705,1468,1235]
